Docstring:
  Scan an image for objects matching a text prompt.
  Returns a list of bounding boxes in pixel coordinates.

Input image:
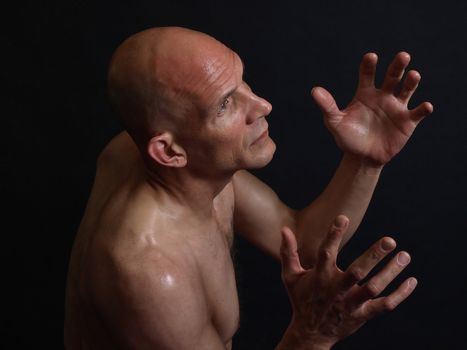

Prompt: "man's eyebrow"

[218,87,236,105]
[216,57,245,106]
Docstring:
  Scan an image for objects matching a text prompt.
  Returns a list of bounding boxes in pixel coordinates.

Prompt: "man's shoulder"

[111,233,197,281]
[90,235,216,349]
[95,131,141,179]
[126,249,194,291]
[98,131,138,163]
[95,238,202,308]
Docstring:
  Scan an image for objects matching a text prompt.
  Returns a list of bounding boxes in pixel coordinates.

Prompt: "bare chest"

[200,192,239,343]
[196,227,239,344]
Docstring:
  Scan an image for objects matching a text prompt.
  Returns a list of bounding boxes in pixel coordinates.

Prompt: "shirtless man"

[64,27,433,349]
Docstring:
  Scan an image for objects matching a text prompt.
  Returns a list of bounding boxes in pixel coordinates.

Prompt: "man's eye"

[218,98,230,115]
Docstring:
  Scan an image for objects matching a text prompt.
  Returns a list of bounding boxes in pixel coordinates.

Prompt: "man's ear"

[147,132,187,168]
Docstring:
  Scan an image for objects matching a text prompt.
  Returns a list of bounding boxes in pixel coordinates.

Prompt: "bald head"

[108,27,233,147]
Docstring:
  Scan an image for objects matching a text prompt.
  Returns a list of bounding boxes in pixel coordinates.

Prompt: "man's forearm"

[295,153,382,268]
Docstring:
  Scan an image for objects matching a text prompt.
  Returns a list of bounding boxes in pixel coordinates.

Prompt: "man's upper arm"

[232,170,297,259]
[95,255,225,350]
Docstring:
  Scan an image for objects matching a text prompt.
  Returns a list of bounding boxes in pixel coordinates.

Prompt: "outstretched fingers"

[311,87,342,122]
[280,227,305,282]
[358,52,378,89]
[347,251,412,306]
[339,237,397,293]
[316,215,349,276]
[398,70,421,105]
[410,101,434,123]
[382,52,411,93]
[359,277,418,320]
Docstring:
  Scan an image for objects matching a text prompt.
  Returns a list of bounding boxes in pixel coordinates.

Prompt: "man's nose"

[246,92,272,124]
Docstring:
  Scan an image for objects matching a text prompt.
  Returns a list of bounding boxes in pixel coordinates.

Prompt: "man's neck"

[144,166,233,220]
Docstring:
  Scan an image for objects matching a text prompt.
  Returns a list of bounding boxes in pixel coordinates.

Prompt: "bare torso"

[64,132,239,349]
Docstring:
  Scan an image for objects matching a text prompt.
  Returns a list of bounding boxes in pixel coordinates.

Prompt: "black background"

[10,0,467,349]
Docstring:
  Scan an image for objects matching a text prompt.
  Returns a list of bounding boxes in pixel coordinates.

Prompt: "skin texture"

[64,27,432,349]
[276,216,416,350]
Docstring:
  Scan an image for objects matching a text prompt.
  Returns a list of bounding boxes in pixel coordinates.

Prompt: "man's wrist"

[276,322,334,350]
[342,152,384,176]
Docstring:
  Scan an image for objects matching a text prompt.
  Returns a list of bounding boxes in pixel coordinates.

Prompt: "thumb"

[311,87,342,122]
[280,227,304,279]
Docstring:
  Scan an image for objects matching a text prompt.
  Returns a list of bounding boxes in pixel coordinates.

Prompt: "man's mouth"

[251,129,269,145]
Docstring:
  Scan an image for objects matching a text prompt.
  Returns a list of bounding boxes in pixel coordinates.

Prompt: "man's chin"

[244,140,276,169]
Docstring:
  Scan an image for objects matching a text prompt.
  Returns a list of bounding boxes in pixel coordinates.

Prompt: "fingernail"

[397,252,411,265]
[408,277,418,288]
[334,215,347,229]
[381,238,395,251]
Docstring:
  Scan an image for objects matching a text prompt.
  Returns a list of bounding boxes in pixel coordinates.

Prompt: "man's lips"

[251,129,269,145]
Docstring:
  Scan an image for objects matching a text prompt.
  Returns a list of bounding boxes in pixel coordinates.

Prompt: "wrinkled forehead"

[155,38,240,106]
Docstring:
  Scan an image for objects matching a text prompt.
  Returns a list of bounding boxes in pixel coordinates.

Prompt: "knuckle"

[383,299,397,311]
[365,281,380,298]
[347,267,366,282]
[389,70,401,79]
[320,248,333,261]
[370,248,383,261]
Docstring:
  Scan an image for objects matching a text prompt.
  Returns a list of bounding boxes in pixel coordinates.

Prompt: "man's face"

[176,46,276,176]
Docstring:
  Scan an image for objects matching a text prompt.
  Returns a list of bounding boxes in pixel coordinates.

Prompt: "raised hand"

[312,52,433,166]
[277,215,417,349]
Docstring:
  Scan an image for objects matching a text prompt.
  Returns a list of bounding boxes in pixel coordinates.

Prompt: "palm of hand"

[313,52,433,165]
